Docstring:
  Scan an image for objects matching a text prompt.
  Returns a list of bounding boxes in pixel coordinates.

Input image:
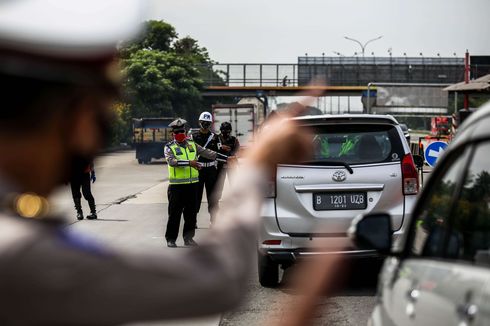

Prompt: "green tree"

[112,20,227,146]
[123,49,203,119]
[119,20,177,58]
[173,36,210,63]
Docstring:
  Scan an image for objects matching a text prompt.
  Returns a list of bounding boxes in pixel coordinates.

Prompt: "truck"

[132,117,174,164]
[430,116,451,137]
[212,99,265,147]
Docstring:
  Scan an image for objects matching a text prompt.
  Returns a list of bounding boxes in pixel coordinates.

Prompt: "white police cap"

[169,118,188,129]
[0,0,146,85]
[0,0,145,58]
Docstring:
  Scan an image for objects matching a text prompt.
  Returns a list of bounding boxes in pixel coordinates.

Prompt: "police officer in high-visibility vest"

[164,118,229,248]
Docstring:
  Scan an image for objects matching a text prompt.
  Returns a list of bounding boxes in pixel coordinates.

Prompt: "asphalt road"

[51,151,377,326]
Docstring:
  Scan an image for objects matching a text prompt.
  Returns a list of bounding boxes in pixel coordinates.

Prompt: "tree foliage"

[112,20,218,145]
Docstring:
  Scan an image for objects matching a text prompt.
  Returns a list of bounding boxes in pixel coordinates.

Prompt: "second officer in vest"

[164,118,228,248]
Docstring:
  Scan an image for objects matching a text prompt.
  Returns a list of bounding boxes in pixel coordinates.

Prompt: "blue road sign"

[424,141,448,167]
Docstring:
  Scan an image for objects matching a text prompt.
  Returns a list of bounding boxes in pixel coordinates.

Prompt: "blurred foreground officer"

[0,1,313,325]
[164,118,223,247]
[70,161,97,220]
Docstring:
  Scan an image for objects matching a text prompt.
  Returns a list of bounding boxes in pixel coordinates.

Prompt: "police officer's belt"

[200,162,217,167]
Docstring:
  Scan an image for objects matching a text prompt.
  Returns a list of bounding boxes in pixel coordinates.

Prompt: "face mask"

[221,130,231,137]
[174,133,186,142]
[200,121,211,130]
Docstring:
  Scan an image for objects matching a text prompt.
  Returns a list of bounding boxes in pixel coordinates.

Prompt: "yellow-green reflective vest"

[167,141,199,185]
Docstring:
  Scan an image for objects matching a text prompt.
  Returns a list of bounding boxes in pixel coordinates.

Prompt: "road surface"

[51,151,377,326]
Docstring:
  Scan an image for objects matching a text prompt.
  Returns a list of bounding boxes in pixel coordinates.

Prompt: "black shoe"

[76,211,84,220]
[184,239,198,247]
[167,240,177,248]
[86,212,97,220]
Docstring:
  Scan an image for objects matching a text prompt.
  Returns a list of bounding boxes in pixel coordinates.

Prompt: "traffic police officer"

[164,118,224,247]
[0,1,315,324]
[191,111,228,222]
[216,121,240,200]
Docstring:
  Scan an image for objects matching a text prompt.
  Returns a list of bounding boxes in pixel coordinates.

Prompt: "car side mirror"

[413,155,424,169]
[348,213,393,254]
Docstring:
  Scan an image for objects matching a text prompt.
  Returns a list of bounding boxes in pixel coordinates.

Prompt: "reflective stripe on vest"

[167,141,199,184]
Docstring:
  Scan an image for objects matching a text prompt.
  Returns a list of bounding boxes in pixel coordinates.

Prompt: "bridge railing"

[200,61,490,88]
[202,64,299,87]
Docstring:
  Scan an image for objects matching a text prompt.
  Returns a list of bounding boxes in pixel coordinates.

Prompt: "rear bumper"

[263,248,380,264]
[259,198,410,262]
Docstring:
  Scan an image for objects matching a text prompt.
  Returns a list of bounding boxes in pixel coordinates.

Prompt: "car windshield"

[305,123,404,165]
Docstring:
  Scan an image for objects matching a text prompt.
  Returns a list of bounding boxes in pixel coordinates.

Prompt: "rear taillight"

[262,240,282,245]
[402,153,419,195]
[265,172,276,198]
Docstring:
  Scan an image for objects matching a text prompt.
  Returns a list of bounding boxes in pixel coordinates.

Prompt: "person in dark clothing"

[70,162,97,220]
[216,122,240,201]
[190,111,228,222]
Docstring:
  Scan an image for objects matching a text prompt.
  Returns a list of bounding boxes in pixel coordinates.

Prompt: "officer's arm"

[3,167,265,325]
[164,145,190,167]
[231,138,241,156]
[196,144,228,163]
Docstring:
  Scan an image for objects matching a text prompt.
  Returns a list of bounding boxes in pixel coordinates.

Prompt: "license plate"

[313,192,367,210]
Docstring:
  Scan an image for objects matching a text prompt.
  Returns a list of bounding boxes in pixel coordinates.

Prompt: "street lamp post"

[344,35,383,57]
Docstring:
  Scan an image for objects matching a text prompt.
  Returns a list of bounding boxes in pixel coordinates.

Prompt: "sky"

[147,0,490,63]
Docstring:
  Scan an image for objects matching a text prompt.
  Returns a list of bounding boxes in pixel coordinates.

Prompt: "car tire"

[137,159,143,164]
[258,251,279,287]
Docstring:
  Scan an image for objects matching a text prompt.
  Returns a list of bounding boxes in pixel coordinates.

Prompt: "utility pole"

[464,50,470,109]
[344,35,383,57]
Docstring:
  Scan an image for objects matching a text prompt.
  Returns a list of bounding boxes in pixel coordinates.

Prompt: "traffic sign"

[424,141,448,167]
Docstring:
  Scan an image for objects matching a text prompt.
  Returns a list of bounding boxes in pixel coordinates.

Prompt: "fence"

[200,58,490,88]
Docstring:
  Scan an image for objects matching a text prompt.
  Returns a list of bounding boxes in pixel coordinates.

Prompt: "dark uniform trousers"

[70,172,95,212]
[196,166,219,221]
[165,183,198,241]
[216,164,232,201]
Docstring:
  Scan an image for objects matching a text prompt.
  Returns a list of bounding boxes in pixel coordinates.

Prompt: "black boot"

[74,198,83,220]
[86,201,97,220]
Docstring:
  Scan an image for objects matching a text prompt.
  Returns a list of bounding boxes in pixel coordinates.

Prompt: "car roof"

[451,101,490,147]
[293,114,399,125]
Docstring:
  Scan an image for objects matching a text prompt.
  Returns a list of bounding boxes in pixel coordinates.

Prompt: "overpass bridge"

[201,56,490,97]
[200,56,490,115]
[202,85,369,97]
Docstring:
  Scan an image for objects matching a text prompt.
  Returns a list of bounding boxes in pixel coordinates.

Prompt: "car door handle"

[405,289,419,319]
[457,303,478,322]
[406,288,420,303]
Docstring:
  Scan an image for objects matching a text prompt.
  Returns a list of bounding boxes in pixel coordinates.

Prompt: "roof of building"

[443,74,490,92]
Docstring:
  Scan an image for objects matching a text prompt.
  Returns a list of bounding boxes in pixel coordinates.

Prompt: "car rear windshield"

[304,123,405,165]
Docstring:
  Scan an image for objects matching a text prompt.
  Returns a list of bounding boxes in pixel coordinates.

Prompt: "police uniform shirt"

[0,166,266,325]
[164,139,217,167]
[190,131,222,164]
[219,134,240,157]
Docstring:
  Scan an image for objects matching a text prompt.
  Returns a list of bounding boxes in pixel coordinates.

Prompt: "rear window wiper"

[302,160,354,174]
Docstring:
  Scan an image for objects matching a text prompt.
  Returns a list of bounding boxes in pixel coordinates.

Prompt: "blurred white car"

[351,102,490,326]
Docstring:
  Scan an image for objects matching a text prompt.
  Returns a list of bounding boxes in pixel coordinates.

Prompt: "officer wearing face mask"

[216,122,240,200]
[190,112,228,222]
[164,118,223,247]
